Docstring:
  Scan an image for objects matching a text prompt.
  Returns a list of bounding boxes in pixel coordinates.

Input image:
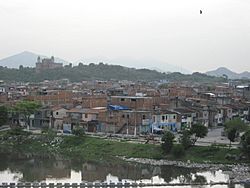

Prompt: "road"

[196,127,240,147]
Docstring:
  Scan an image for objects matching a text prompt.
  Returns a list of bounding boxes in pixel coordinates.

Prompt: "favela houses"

[0,0,250,187]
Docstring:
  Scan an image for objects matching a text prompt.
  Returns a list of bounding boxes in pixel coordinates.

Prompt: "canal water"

[0,152,245,188]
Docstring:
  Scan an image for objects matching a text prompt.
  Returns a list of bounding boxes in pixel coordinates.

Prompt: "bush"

[0,105,8,126]
[72,127,85,137]
[61,136,85,147]
[2,127,31,144]
[172,144,185,158]
[41,127,57,143]
[7,127,31,136]
[240,130,250,158]
[161,131,175,153]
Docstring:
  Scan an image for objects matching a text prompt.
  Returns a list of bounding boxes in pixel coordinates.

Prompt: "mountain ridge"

[206,67,250,79]
[0,51,191,74]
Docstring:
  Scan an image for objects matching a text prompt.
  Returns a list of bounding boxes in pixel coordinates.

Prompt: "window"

[162,116,165,121]
[142,115,146,119]
[131,98,136,102]
[109,112,113,117]
[122,114,125,118]
[121,98,125,102]
[173,115,176,119]
[165,115,168,120]
[56,112,59,115]
[85,114,88,118]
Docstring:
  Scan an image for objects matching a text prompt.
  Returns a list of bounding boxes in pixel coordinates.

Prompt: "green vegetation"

[224,118,247,132]
[227,128,237,148]
[241,130,250,158]
[60,136,163,161]
[161,131,175,153]
[178,124,208,150]
[179,130,193,149]
[14,101,41,128]
[224,118,248,148]
[0,64,226,83]
[72,126,85,137]
[6,127,31,136]
[190,123,208,145]
[0,128,248,164]
[0,105,8,126]
[0,129,163,161]
[172,144,185,158]
[181,145,243,163]
[1,127,31,145]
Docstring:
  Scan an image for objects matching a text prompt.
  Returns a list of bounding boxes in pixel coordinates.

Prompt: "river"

[0,151,247,188]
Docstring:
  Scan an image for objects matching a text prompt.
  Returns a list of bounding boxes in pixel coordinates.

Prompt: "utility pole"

[126,112,129,135]
[134,99,137,136]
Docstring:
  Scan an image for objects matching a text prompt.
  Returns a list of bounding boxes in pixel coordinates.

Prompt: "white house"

[152,110,180,132]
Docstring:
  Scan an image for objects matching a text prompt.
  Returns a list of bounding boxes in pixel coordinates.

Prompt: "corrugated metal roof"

[108,105,130,111]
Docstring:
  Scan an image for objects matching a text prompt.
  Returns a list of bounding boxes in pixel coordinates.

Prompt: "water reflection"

[0,152,245,188]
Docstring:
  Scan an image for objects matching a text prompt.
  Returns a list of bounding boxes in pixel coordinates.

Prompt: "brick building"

[27,90,73,105]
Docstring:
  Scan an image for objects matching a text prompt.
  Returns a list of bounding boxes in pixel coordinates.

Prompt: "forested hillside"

[0,63,225,83]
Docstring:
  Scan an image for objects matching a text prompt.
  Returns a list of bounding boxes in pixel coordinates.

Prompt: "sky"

[0,0,250,73]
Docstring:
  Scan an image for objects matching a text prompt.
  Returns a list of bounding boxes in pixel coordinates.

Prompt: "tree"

[190,123,208,145]
[240,130,250,158]
[0,105,8,126]
[14,101,41,129]
[179,130,193,149]
[161,131,175,153]
[225,118,247,148]
[227,128,237,149]
[78,62,84,67]
[225,118,246,132]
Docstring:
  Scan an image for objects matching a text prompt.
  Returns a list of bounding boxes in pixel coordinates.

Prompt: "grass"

[59,136,164,161]
[181,145,242,164]
[0,130,248,164]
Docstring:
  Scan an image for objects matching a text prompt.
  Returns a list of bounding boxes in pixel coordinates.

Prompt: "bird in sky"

[200,10,203,14]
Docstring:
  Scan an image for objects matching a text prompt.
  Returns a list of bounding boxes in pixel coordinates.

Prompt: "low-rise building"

[152,110,180,133]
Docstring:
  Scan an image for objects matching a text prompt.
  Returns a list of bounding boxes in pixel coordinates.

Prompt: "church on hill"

[36,56,63,73]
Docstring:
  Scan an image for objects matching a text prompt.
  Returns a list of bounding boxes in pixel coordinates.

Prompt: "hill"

[0,63,225,83]
[0,51,191,74]
[0,51,69,68]
[78,56,191,74]
[206,67,250,79]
